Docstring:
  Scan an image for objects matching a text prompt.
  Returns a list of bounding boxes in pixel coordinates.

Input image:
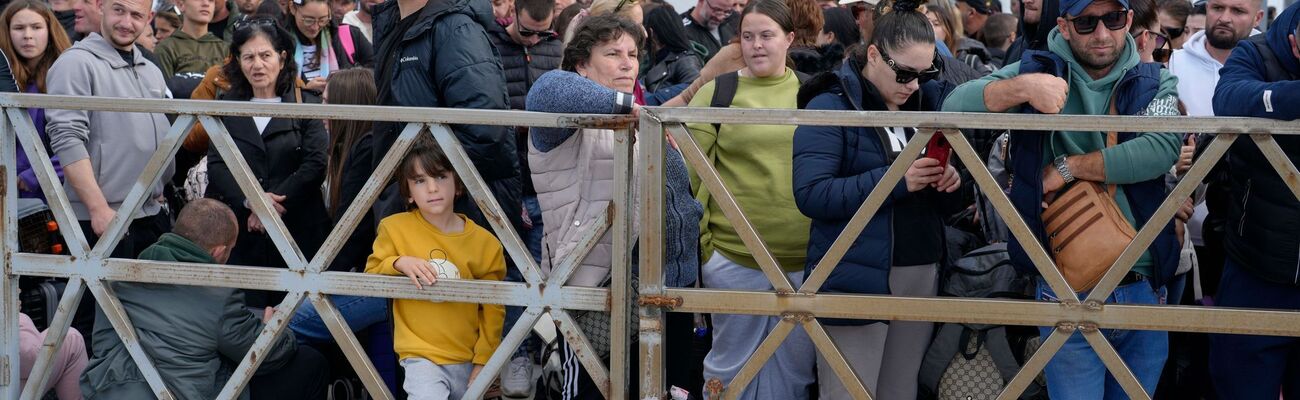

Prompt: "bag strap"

[339,25,357,65]
[1105,95,1119,196]
[294,86,303,104]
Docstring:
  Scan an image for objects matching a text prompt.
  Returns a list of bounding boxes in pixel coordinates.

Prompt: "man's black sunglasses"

[879,46,939,84]
[1068,10,1128,35]
[516,9,557,39]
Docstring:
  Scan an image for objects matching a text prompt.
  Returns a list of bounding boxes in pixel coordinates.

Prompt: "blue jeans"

[290,295,389,343]
[1036,277,1168,400]
[502,195,544,359]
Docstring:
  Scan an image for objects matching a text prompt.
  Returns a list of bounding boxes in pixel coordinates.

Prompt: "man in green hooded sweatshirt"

[941,0,1181,397]
[79,199,327,399]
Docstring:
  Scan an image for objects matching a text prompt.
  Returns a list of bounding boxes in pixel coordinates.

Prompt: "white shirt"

[251,97,282,134]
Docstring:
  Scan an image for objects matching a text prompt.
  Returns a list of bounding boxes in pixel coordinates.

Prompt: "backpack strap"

[339,24,357,65]
[709,70,810,132]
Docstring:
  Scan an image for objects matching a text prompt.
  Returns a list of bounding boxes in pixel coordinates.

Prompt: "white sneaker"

[501,355,535,398]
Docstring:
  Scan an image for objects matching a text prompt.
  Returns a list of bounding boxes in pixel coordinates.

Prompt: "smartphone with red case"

[925,133,952,166]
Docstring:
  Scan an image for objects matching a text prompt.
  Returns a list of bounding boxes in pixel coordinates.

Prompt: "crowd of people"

[4,0,1299,396]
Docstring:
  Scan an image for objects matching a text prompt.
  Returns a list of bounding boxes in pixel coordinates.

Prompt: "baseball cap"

[958,0,997,14]
[1060,0,1130,17]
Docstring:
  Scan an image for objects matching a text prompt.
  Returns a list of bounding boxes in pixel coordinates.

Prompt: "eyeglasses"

[515,9,557,39]
[299,16,331,26]
[878,46,939,84]
[615,0,631,12]
[1068,10,1128,35]
[1162,26,1185,39]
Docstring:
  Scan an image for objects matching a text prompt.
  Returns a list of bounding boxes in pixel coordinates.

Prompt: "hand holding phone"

[925,133,952,167]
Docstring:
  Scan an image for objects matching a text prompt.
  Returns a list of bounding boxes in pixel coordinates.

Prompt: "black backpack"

[919,243,1047,400]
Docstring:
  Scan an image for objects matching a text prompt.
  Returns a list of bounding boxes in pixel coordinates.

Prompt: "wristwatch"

[1053,155,1075,185]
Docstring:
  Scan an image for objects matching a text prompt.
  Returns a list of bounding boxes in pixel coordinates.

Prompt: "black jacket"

[680,9,736,62]
[789,44,845,75]
[486,24,562,197]
[1211,11,1300,285]
[370,0,523,230]
[643,49,702,93]
[55,10,80,42]
[487,24,563,110]
[205,89,330,305]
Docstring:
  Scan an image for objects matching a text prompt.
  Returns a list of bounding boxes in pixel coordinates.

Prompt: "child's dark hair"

[397,136,464,206]
[864,0,934,62]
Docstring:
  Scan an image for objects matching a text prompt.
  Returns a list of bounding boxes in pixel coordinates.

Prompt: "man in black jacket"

[1206,3,1300,398]
[485,0,560,394]
[680,0,738,61]
[370,0,524,254]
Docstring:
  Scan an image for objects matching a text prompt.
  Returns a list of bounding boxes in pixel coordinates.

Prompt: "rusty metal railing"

[6,93,1300,400]
[0,93,637,400]
[635,106,1300,400]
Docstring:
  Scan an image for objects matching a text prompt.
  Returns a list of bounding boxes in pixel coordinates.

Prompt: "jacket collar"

[375,0,488,42]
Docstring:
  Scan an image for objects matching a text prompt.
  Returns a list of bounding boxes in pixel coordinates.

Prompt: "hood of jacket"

[1267,3,1300,77]
[74,32,151,69]
[139,233,216,264]
[374,0,496,42]
[1007,0,1060,61]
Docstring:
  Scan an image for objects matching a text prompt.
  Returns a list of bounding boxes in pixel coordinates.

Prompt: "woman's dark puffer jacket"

[642,50,702,93]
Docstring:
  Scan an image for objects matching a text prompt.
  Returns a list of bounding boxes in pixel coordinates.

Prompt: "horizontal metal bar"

[644,107,1300,134]
[665,288,1300,336]
[0,93,634,129]
[11,253,608,311]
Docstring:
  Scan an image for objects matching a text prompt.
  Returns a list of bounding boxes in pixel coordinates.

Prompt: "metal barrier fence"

[0,93,637,400]
[634,106,1300,400]
[2,94,1300,400]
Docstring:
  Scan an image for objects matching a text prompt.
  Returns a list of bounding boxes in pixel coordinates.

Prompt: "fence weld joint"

[638,294,683,310]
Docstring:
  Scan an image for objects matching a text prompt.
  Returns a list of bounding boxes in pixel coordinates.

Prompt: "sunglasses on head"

[1162,25,1185,38]
[234,16,280,32]
[878,46,940,84]
[515,9,557,39]
[1068,10,1128,35]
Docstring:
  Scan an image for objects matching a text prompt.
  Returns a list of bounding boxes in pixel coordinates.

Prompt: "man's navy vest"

[1005,50,1181,290]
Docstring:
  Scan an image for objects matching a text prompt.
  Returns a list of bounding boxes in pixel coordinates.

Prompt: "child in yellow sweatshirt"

[365,139,506,399]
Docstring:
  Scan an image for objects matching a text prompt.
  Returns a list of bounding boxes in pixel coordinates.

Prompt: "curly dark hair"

[562,14,645,72]
[221,22,299,99]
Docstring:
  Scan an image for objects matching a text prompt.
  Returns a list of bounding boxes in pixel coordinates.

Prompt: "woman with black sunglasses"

[1129,0,1171,63]
[792,0,961,398]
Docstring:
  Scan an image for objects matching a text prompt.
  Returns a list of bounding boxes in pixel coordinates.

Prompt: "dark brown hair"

[562,14,645,72]
[222,22,298,99]
[173,198,239,249]
[0,0,71,93]
[325,67,375,217]
[784,0,823,48]
[397,136,464,207]
[741,0,796,35]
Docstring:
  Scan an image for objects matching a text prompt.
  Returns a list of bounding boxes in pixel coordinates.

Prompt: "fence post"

[611,127,635,399]
[637,112,665,400]
[1,106,21,399]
